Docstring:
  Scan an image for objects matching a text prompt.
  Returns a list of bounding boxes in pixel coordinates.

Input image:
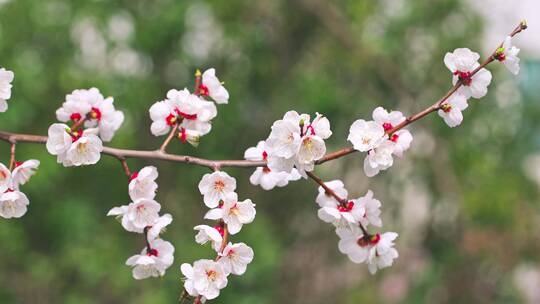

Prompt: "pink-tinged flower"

[318,200,365,232]
[495,36,520,75]
[444,48,492,99]
[126,239,174,280]
[147,214,173,241]
[128,166,158,201]
[181,259,228,300]
[372,107,405,131]
[218,242,254,275]
[62,128,103,167]
[0,190,29,219]
[437,93,469,128]
[201,68,229,104]
[355,190,382,227]
[194,224,223,252]
[107,198,161,233]
[0,67,14,113]
[363,140,396,177]
[198,171,236,208]
[367,232,399,274]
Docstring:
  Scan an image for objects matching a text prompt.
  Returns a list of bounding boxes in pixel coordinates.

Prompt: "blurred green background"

[1,0,540,303]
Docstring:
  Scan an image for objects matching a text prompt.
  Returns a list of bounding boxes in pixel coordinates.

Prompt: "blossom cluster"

[0,160,39,219]
[46,88,124,166]
[181,171,255,301]
[107,166,175,279]
[149,68,228,146]
[316,180,398,273]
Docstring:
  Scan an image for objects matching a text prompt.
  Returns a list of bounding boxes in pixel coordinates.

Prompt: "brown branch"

[9,142,16,171]
[119,158,131,177]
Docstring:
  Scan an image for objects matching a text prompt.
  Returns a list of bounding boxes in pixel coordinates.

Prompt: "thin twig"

[9,142,16,171]
[159,123,179,153]
[119,158,131,177]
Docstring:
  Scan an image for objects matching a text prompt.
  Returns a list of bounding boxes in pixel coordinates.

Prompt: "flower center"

[302,137,313,149]
[214,225,225,236]
[441,103,452,113]
[453,70,472,86]
[89,107,102,121]
[206,269,218,281]
[76,141,88,153]
[229,204,240,216]
[337,201,354,212]
[390,134,399,142]
[357,234,380,247]
[70,130,84,142]
[361,137,371,145]
[70,112,82,122]
[214,180,225,192]
[175,108,198,120]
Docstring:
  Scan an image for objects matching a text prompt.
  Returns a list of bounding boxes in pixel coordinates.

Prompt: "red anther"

[262,151,268,160]
[147,248,159,257]
[175,109,198,120]
[198,84,210,96]
[390,134,399,142]
[453,70,472,86]
[70,113,82,122]
[165,114,177,126]
[129,171,139,182]
[214,225,225,236]
[89,107,102,121]
[382,122,393,131]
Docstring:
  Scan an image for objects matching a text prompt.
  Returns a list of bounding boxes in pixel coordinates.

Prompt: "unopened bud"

[195,69,202,77]
[521,19,528,30]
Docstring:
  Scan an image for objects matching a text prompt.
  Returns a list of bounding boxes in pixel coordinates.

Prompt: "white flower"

[363,140,396,177]
[338,227,370,263]
[355,190,382,227]
[126,239,175,280]
[0,163,11,193]
[84,95,124,142]
[201,68,229,104]
[315,180,348,208]
[249,167,300,190]
[266,119,301,159]
[128,166,158,201]
[218,242,254,275]
[147,214,173,241]
[181,259,228,300]
[198,171,237,208]
[204,193,256,235]
[372,107,405,131]
[296,135,326,165]
[63,129,103,167]
[437,93,469,128]
[317,200,364,231]
[348,119,385,152]
[56,88,95,122]
[194,224,223,252]
[11,160,40,190]
[149,99,177,136]
[107,198,161,233]
[46,123,73,156]
[496,36,520,75]
[0,68,14,113]
[390,129,413,158]
[0,190,29,219]
[367,232,399,274]
[444,48,492,99]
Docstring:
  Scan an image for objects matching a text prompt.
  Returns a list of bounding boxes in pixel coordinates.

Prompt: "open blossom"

[128,166,158,201]
[390,129,413,158]
[338,227,398,273]
[218,242,254,275]
[367,232,399,274]
[318,200,365,232]
[372,107,405,131]
[244,141,300,190]
[194,225,223,252]
[496,36,520,75]
[149,88,217,140]
[107,198,161,233]
[61,128,103,167]
[198,171,236,208]
[181,259,228,300]
[46,123,73,156]
[444,48,492,99]
[438,93,469,128]
[11,160,40,190]
[355,190,382,227]
[204,193,256,235]
[348,119,385,152]
[363,140,396,177]
[0,190,29,219]
[0,67,14,113]
[126,239,175,280]
[147,214,173,241]
[200,68,229,104]
[56,88,124,142]
[316,180,348,208]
